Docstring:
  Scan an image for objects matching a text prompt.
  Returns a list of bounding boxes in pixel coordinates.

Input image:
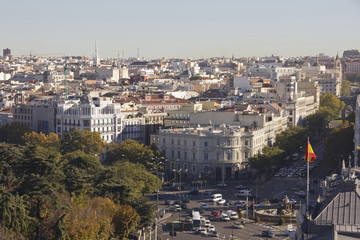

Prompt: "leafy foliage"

[324,120,354,168]
[60,129,106,156]
[341,79,351,97]
[275,127,308,154]
[249,146,284,174]
[319,93,345,120]
[105,139,154,166]
[22,132,60,150]
[0,123,31,145]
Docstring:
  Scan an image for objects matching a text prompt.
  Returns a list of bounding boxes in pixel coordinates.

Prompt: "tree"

[22,132,60,150]
[249,146,284,175]
[0,143,25,190]
[62,150,103,194]
[105,139,154,166]
[112,205,140,239]
[0,191,36,238]
[324,120,354,168]
[0,123,31,145]
[341,79,351,97]
[275,127,308,154]
[60,129,106,156]
[303,109,332,136]
[320,93,345,120]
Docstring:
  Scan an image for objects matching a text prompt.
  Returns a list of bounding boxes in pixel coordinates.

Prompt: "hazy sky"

[1,0,359,59]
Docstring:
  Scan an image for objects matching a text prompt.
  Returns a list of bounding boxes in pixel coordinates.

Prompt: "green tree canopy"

[275,127,308,154]
[341,79,351,97]
[0,123,31,145]
[60,129,106,156]
[0,143,25,190]
[324,120,354,168]
[320,93,345,120]
[303,109,332,136]
[249,146,284,174]
[105,139,154,166]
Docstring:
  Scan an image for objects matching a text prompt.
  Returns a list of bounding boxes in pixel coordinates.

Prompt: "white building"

[157,122,284,182]
[56,94,123,143]
[96,66,120,83]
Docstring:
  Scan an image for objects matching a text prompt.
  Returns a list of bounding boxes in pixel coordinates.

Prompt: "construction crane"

[64,57,68,98]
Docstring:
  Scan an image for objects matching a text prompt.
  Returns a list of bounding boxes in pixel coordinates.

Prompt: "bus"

[192,211,201,231]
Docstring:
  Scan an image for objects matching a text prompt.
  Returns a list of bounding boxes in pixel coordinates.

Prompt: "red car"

[211,210,220,216]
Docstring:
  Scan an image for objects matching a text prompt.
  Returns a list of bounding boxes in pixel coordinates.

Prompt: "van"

[236,190,252,198]
[210,194,222,202]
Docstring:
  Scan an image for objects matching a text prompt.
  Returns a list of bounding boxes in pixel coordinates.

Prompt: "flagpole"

[306,137,310,214]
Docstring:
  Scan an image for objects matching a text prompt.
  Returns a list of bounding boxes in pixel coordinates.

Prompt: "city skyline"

[2,0,360,59]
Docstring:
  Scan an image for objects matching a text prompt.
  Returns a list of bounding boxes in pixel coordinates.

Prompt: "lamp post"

[150,156,166,240]
[173,168,185,220]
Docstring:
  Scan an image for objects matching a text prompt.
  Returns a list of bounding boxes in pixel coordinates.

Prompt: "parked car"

[208,225,215,232]
[234,201,247,208]
[174,204,182,211]
[189,190,199,195]
[262,230,274,237]
[204,219,211,227]
[216,199,226,205]
[211,231,219,237]
[220,213,231,221]
[200,203,209,209]
[200,228,207,236]
[165,200,174,205]
[235,185,244,190]
[232,222,244,229]
[203,190,213,195]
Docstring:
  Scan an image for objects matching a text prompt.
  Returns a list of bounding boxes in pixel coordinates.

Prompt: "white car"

[200,217,206,223]
[204,219,211,227]
[174,204,182,211]
[200,203,209,209]
[208,225,215,232]
[200,228,207,235]
[220,213,231,221]
[216,199,226,205]
[235,201,247,208]
[226,211,239,220]
[232,222,244,229]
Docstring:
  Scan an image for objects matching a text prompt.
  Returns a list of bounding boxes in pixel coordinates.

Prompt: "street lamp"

[150,156,166,240]
[173,168,187,220]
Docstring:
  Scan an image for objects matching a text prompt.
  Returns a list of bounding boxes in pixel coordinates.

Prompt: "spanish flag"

[305,141,316,162]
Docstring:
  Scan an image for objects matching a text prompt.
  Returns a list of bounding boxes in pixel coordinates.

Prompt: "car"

[174,204,182,211]
[235,201,247,208]
[165,200,174,205]
[232,222,244,229]
[200,228,207,235]
[208,225,215,232]
[262,230,274,237]
[211,210,220,216]
[189,189,199,195]
[220,213,231,221]
[274,173,281,177]
[224,201,233,206]
[203,190,213,195]
[204,219,211,227]
[217,183,228,187]
[200,203,209,209]
[226,210,239,220]
[295,191,306,198]
[211,231,219,237]
[216,199,226,205]
[182,198,190,203]
[235,185,244,189]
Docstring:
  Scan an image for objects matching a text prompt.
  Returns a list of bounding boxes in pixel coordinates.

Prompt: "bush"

[278,217,285,225]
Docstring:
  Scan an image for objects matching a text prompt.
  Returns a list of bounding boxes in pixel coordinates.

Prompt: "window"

[171,139,174,144]
[237,152,239,160]
[171,162,175,170]
[245,151,249,159]
[193,153,196,160]
[177,163,181,170]
[177,151,181,159]
[204,153,208,160]
[204,141,208,147]
[226,152,231,160]
[217,153,220,160]
[192,165,196,173]
[245,140,249,146]
[83,120,90,127]
[193,141,196,146]
[184,164,188,171]
[184,152,187,159]
[171,150,174,158]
